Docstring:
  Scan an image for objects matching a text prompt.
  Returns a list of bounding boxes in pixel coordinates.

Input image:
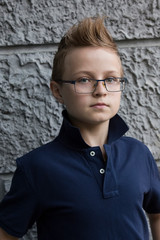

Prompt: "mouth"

[90,103,109,109]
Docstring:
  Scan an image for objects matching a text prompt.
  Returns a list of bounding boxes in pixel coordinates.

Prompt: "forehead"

[63,46,123,77]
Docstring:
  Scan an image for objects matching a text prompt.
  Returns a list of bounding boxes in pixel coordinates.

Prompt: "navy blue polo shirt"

[0,110,160,240]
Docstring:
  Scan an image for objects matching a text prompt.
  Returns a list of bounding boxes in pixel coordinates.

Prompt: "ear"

[50,81,64,104]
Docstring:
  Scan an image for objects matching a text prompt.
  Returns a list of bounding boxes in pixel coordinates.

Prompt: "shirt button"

[100,168,105,174]
[90,151,95,157]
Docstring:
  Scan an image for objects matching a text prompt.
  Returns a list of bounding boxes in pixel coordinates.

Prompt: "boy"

[0,17,160,240]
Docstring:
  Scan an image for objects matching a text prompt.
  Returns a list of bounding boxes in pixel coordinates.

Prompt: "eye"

[77,77,91,83]
[105,77,118,83]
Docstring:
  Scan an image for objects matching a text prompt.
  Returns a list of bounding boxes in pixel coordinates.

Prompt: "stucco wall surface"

[0,51,63,173]
[0,0,160,45]
[0,47,159,173]
[0,0,159,240]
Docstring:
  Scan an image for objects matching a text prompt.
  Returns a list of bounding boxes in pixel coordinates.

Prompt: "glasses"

[56,77,128,94]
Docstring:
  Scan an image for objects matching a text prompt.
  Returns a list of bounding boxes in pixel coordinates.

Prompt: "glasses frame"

[56,77,128,94]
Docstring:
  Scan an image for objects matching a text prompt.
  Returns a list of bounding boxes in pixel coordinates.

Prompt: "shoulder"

[16,137,63,170]
[116,136,153,159]
[14,137,66,189]
[113,136,156,173]
[120,135,148,148]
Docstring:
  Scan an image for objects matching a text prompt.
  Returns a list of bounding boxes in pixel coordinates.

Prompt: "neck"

[70,118,109,161]
[80,123,109,147]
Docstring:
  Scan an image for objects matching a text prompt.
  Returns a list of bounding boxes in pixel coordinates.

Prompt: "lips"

[91,103,109,108]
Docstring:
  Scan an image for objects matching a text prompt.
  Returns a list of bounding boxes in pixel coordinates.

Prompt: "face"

[51,47,122,128]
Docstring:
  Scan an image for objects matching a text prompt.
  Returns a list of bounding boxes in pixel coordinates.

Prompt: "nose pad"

[93,80,107,94]
[102,81,106,88]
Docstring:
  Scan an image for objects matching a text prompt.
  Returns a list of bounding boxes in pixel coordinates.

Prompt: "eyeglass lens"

[75,79,125,93]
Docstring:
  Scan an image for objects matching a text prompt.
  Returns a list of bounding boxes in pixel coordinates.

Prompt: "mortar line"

[117,38,160,48]
[0,38,160,55]
[0,172,14,178]
[0,43,59,55]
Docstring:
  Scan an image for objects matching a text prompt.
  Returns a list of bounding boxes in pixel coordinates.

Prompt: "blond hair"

[51,17,121,81]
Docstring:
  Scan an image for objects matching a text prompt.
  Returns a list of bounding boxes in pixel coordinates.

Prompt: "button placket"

[85,148,106,192]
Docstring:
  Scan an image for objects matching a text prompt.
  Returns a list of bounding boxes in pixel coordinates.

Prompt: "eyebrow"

[72,70,121,77]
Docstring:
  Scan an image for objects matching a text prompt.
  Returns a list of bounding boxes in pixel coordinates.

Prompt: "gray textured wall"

[0,0,159,239]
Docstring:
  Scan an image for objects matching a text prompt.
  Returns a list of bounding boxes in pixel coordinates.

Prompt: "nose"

[92,80,107,96]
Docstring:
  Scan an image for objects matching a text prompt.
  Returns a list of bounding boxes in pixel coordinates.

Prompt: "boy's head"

[50,17,125,127]
[51,17,122,82]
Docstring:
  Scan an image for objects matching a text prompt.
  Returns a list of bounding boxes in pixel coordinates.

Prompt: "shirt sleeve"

[143,148,160,214]
[0,160,41,238]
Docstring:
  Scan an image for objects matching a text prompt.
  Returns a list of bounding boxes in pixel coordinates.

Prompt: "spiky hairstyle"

[51,17,121,81]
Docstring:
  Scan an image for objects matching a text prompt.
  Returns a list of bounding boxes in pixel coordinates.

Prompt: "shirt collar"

[58,110,129,150]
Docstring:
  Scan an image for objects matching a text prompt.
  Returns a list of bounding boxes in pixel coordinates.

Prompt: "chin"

[88,116,110,125]
[92,113,112,121]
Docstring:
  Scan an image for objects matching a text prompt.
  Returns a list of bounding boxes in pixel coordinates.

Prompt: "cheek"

[116,93,121,103]
[63,94,89,111]
[110,93,121,108]
[116,95,121,110]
